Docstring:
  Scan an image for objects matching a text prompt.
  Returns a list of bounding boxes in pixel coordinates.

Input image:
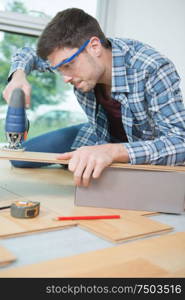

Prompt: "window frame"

[0,10,50,36]
[0,0,107,37]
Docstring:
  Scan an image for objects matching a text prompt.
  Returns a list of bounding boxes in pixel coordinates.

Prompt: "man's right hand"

[2,70,31,108]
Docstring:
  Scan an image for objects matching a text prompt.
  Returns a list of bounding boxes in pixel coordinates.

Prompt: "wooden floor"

[0,159,184,277]
[1,232,184,277]
[0,161,171,242]
[0,245,16,266]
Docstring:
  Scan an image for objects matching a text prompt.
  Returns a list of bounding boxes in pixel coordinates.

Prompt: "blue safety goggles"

[51,39,90,70]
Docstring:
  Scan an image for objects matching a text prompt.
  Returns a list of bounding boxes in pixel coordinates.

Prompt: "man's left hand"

[57,144,129,187]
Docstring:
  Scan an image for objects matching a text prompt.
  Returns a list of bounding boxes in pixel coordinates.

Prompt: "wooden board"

[79,258,171,278]
[0,162,167,243]
[0,150,185,172]
[0,200,165,241]
[166,267,185,277]
[0,161,159,209]
[0,232,184,277]
[0,201,77,238]
[0,246,16,266]
[78,214,172,242]
[0,150,68,165]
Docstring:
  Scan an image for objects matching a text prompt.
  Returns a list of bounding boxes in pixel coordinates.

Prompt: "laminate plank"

[0,150,185,172]
[0,161,164,242]
[0,246,16,266]
[0,202,77,238]
[79,214,172,242]
[0,232,184,277]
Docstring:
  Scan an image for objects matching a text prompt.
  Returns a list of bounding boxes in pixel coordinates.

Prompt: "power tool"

[4,88,29,151]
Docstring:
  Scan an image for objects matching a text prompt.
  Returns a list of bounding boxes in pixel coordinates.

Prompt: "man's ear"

[88,36,102,57]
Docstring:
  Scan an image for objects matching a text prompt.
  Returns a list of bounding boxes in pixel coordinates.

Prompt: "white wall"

[99,0,185,99]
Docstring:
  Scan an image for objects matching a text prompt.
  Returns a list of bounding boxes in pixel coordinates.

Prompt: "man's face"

[48,39,106,92]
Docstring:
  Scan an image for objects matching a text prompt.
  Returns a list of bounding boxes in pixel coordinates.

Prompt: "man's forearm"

[11,69,26,80]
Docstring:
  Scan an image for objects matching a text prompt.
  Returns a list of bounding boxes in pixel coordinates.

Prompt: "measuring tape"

[10,201,40,219]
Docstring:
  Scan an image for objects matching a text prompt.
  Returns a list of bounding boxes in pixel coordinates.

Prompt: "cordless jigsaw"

[4,88,29,151]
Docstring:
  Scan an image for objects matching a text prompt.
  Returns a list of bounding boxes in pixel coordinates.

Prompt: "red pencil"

[55,215,120,221]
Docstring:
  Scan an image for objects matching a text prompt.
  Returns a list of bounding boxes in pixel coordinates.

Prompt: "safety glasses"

[50,39,90,71]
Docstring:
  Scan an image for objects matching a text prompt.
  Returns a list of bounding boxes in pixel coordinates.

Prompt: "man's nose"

[63,75,73,83]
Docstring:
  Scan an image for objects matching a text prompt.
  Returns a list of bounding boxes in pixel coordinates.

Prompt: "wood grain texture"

[0,201,77,238]
[0,232,184,277]
[0,245,16,266]
[78,214,172,242]
[79,258,171,278]
[0,161,166,242]
[0,150,185,172]
[0,150,67,165]
[166,267,185,277]
[0,199,164,241]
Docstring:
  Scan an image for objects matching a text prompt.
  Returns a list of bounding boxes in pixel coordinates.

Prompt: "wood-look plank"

[0,160,164,243]
[166,268,185,277]
[0,245,16,266]
[0,150,67,165]
[0,202,77,238]
[0,232,184,277]
[0,150,185,172]
[79,214,172,242]
[78,258,170,278]
[0,199,163,241]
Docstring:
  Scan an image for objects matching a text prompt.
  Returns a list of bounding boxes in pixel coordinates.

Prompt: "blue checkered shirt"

[9,38,185,165]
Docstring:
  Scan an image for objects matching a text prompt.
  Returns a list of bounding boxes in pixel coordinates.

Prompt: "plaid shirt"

[9,38,185,165]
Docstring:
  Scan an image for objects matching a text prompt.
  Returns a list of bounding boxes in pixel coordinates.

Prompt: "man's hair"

[37,8,110,60]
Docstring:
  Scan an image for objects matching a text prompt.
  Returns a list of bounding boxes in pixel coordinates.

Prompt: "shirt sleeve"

[8,47,52,80]
[124,62,185,165]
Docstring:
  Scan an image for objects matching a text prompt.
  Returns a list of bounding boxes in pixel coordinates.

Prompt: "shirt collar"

[108,38,130,94]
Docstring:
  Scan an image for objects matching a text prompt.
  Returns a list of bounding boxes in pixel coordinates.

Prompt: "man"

[3,8,185,187]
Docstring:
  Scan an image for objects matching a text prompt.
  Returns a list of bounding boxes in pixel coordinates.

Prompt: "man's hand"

[57,144,129,187]
[2,70,31,108]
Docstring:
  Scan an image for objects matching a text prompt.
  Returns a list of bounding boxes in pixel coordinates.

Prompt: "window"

[0,0,98,143]
[0,0,97,18]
